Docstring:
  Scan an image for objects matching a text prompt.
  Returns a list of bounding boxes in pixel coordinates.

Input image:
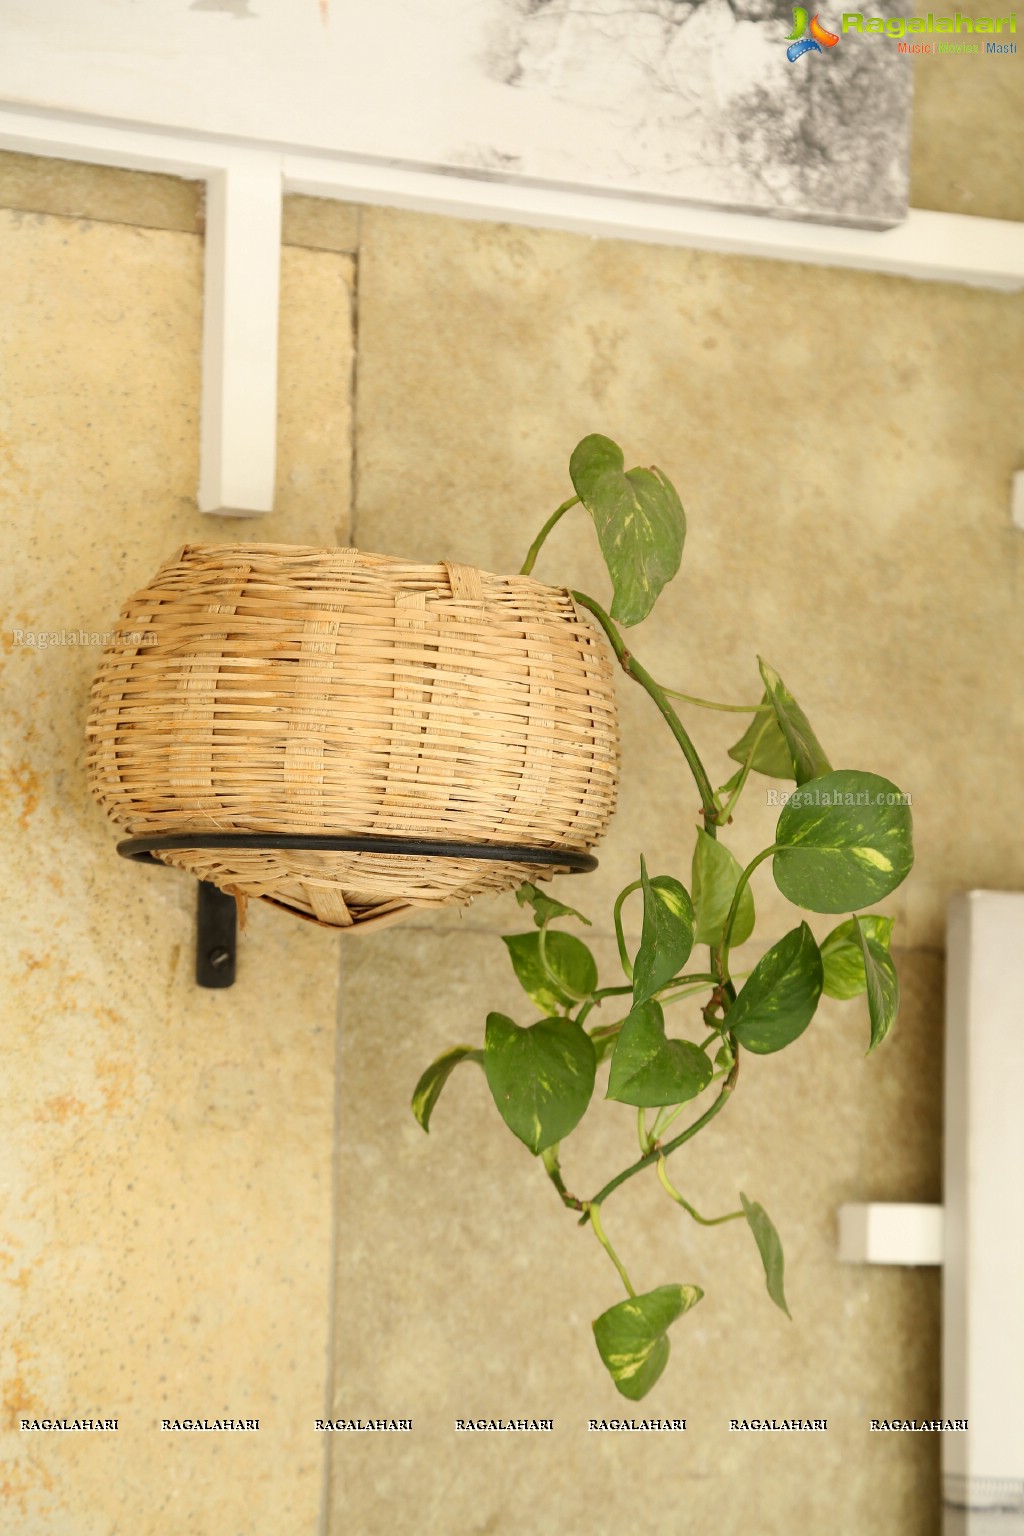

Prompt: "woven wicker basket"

[86,543,620,931]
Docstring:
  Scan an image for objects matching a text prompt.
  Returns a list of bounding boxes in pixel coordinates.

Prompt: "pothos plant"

[411,434,913,1401]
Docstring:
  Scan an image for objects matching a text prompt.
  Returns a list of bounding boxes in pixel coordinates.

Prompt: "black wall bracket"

[196,881,237,989]
[117,832,599,991]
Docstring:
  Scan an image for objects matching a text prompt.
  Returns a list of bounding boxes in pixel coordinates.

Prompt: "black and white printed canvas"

[454,0,911,227]
[0,0,913,228]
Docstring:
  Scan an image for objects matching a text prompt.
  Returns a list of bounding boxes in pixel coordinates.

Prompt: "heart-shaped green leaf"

[411,1046,483,1133]
[821,914,895,999]
[727,691,795,780]
[633,858,695,1007]
[691,828,755,948]
[592,1283,703,1400]
[515,882,592,929]
[740,1192,791,1319]
[484,1013,596,1155]
[569,434,685,627]
[757,658,832,786]
[503,931,598,1014]
[773,770,914,915]
[727,923,823,1055]
[853,916,900,1053]
[606,1000,713,1108]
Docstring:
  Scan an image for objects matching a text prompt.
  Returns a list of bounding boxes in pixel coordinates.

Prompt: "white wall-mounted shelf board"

[1,105,1021,515]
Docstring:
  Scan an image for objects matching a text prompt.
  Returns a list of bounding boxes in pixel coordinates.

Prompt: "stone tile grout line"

[318,951,348,1536]
[346,208,362,549]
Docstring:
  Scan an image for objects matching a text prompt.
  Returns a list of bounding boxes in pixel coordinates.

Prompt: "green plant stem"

[656,980,715,1008]
[580,1046,740,1221]
[537,922,588,1003]
[647,1024,729,1140]
[656,1157,744,1226]
[588,1021,623,1042]
[613,881,641,980]
[576,984,634,1030]
[586,1201,636,1297]
[637,1107,652,1154]
[720,846,778,983]
[519,496,580,576]
[663,972,717,990]
[541,1145,584,1212]
[570,591,719,835]
[718,715,774,824]
[662,689,772,715]
[650,1099,691,1141]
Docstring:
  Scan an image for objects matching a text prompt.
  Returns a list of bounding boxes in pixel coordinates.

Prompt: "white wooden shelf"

[2,103,1022,517]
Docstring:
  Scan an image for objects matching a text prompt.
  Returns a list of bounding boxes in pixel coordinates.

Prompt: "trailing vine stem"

[575,984,634,1030]
[569,591,720,836]
[612,880,641,980]
[717,713,774,824]
[656,1157,745,1226]
[586,1200,636,1297]
[578,1037,740,1224]
[661,689,773,715]
[541,1146,584,1212]
[537,922,589,1002]
[519,495,580,576]
[719,846,779,983]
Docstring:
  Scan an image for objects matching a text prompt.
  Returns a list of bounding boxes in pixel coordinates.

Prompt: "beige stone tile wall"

[0,151,362,252]
[911,0,1024,221]
[329,204,1021,1535]
[2,26,1022,1521]
[0,183,354,1532]
[350,207,1024,952]
[331,933,942,1536]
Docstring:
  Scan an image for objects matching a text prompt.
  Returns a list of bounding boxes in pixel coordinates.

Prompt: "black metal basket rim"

[116,831,598,873]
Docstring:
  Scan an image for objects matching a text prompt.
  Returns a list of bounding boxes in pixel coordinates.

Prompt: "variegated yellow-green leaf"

[592,1283,703,1400]
[503,931,598,1014]
[853,915,901,1053]
[820,913,895,1000]
[691,828,755,948]
[773,770,914,915]
[411,1046,483,1133]
[606,1000,713,1108]
[757,658,832,787]
[740,1192,791,1319]
[483,1013,596,1155]
[515,882,592,929]
[726,690,795,781]
[727,923,823,1055]
[633,857,694,1007]
[568,434,685,627]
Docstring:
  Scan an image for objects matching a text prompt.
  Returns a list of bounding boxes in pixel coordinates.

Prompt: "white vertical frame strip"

[199,159,282,515]
[943,891,1024,1535]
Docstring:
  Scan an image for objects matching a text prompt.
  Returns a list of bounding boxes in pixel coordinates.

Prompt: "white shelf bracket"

[199,157,282,516]
[0,108,284,516]
[837,1202,944,1266]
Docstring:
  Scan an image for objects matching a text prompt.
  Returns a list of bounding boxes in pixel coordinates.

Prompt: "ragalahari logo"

[786,7,841,58]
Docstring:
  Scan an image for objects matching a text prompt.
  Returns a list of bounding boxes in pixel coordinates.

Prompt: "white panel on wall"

[0,0,911,227]
[943,892,1024,1536]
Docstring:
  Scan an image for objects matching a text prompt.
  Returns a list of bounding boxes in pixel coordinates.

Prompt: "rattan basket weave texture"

[86,543,620,931]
